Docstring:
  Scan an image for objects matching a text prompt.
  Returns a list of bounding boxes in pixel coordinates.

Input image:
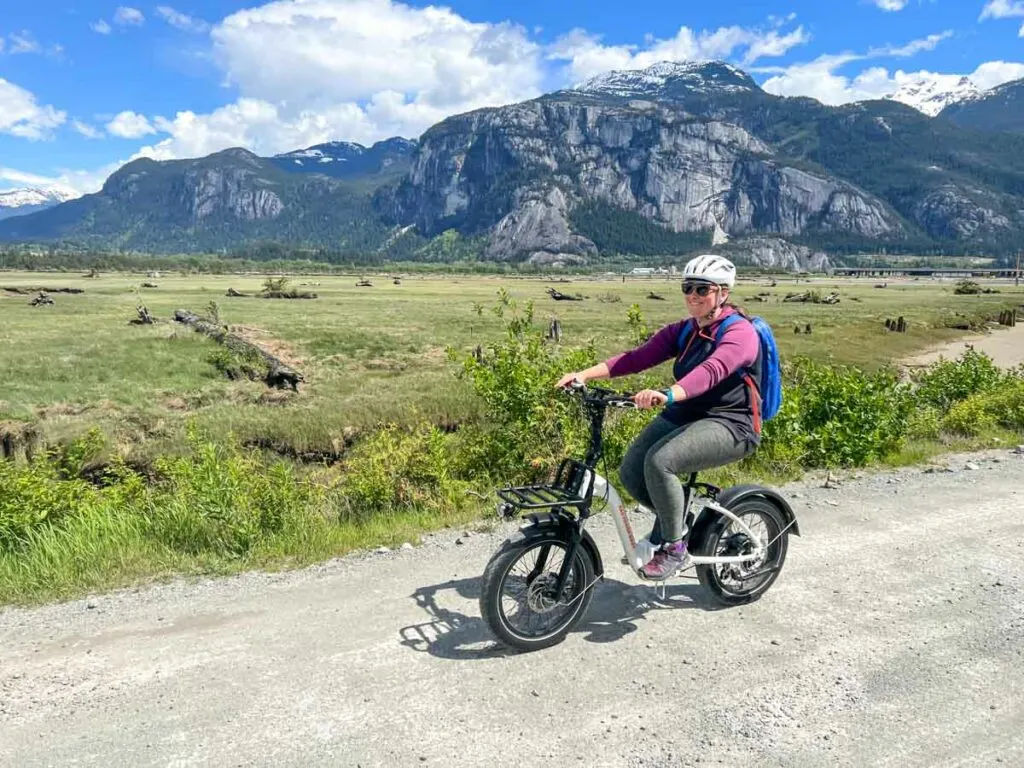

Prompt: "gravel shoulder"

[2,449,1023,767]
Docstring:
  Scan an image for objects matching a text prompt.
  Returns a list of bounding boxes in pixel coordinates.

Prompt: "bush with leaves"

[149,424,321,557]
[447,288,604,481]
[763,358,916,468]
[334,422,470,522]
[912,347,1006,411]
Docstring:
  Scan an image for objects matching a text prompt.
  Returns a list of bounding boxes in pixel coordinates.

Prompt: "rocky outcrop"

[185,168,284,222]
[723,237,831,272]
[911,186,1012,240]
[389,97,904,262]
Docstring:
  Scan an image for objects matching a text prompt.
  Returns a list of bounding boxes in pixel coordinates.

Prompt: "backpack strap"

[713,313,743,343]
[675,318,696,355]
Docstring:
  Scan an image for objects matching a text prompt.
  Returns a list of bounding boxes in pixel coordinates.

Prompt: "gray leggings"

[618,416,753,542]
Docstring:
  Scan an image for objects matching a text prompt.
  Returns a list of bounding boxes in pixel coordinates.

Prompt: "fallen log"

[646,292,666,301]
[2,285,84,294]
[173,309,304,391]
[262,289,317,299]
[226,287,248,297]
[546,287,583,301]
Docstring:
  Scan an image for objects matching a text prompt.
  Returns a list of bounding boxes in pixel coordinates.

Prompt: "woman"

[556,254,762,580]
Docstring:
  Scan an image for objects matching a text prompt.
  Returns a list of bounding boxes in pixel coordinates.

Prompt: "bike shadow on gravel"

[398,573,724,660]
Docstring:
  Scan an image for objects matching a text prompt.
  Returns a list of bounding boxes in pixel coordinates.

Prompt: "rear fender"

[519,512,605,577]
[690,484,801,548]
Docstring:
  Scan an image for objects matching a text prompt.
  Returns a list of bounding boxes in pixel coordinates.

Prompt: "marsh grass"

[2,270,1023,604]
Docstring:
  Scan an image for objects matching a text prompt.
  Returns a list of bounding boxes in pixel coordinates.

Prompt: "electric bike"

[478,381,801,652]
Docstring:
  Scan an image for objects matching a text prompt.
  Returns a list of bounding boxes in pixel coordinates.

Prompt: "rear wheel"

[695,497,789,606]
[479,529,597,652]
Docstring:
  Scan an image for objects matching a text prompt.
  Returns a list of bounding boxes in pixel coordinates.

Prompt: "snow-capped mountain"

[0,187,79,221]
[270,137,416,179]
[571,60,759,100]
[883,75,981,117]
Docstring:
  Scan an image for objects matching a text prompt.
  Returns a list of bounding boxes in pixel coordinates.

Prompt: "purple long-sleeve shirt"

[603,307,759,398]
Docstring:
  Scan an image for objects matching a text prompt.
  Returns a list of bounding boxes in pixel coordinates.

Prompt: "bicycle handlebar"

[560,379,639,409]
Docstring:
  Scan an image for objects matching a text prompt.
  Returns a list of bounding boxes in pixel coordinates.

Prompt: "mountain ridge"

[4,61,1024,265]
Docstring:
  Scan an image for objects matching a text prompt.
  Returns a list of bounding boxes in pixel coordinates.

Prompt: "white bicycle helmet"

[682,254,736,287]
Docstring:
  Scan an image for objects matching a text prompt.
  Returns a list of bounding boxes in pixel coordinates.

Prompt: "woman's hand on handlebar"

[633,388,668,409]
[555,372,584,389]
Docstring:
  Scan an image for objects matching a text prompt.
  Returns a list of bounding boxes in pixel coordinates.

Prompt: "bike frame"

[591,473,770,576]
[496,383,781,586]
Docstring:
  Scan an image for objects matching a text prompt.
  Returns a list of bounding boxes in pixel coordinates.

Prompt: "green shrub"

[0,458,96,550]
[941,378,1024,435]
[447,289,603,480]
[333,422,468,522]
[767,358,915,468]
[913,348,1006,411]
[148,425,320,557]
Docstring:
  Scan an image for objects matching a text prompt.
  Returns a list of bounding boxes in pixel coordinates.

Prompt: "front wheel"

[695,497,789,607]
[479,529,597,652]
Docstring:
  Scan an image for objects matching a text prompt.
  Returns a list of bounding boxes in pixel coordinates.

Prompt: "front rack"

[496,458,595,512]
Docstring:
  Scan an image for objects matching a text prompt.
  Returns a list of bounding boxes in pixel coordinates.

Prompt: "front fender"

[519,512,605,578]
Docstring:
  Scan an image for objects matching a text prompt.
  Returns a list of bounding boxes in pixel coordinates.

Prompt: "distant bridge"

[830,266,1021,279]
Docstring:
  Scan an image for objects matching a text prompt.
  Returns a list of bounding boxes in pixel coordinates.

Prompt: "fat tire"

[695,497,789,607]
[479,529,596,652]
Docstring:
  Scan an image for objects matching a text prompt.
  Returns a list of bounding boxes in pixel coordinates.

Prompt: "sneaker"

[640,540,690,581]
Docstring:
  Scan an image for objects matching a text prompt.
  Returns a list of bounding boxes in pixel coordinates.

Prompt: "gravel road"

[2,449,1023,767]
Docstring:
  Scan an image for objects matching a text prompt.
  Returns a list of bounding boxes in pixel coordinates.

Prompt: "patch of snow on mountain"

[885,74,981,117]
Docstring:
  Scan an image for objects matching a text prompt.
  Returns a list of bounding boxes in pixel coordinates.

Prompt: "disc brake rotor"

[525,573,566,613]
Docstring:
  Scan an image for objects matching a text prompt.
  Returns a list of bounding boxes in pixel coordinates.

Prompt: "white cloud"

[7,32,41,55]
[114,7,145,26]
[969,60,1024,89]
[0,162,120,196]
[156,6,210,33]
[91,20,113,35]
[871,0,909,10]
[0,77,66,139]
[71,120,104,139]
[120,0,813,162]
[980,1,1024,20]
[756,31,957,104]
[548,21,811,84]
[106,110,157,138]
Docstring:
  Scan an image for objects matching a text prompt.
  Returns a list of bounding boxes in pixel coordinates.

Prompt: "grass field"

[2,269,1022,461]
[2,267,1024,604]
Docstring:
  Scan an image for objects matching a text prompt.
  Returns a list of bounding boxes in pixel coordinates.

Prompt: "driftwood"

[173,309,304,391]
[646,292,666,301]
[783,291,839,305]
[262,289,317,299]
[29,291,54,306]
[885,317,908,333]
[546,287,583,301]
[356,279,373,287]
[226,287,248,297]
[130,305,156,325]
[999,309,1017,327]
[140,282,158,288]
[546,317,563,342]
[2,285,84,294]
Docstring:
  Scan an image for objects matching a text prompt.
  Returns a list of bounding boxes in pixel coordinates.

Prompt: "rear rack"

[496,458,596,512]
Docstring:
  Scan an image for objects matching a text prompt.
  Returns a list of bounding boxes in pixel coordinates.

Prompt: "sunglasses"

[682,282,718,297]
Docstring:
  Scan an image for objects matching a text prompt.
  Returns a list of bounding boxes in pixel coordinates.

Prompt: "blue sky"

[2,1,1023,194]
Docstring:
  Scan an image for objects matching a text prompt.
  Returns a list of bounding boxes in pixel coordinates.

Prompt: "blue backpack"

[676,313,783,422]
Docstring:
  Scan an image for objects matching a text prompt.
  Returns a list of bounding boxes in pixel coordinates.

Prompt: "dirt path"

[903,323,1024,369]
[1,450,1023,767]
